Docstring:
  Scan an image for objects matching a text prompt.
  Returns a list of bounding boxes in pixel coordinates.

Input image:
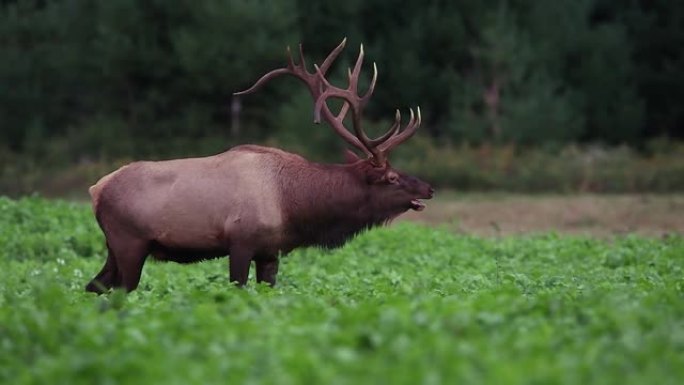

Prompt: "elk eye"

[387,173,399,184]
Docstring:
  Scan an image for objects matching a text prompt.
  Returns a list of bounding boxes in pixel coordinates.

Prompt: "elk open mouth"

[410,199,426,211]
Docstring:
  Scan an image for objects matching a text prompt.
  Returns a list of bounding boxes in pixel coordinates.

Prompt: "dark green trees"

[0,0,681,161]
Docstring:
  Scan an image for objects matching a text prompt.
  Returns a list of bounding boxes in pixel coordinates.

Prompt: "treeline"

[1,0,682,163]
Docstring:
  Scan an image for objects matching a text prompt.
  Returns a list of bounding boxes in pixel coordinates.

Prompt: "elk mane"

[276,160,397,249]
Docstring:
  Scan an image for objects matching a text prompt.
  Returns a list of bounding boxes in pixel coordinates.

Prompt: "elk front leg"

[229,246,253,286]
[256,257,279,287]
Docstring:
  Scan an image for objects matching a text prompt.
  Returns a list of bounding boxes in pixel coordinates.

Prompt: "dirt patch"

[401,193,684,237]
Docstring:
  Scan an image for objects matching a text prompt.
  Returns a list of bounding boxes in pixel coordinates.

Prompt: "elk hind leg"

[107,235,149,292]
[229,245,254,287]
[256,257,279,287]
[85,247,120,294]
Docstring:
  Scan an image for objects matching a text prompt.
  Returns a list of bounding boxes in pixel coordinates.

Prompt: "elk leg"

[229,246,253,286]
[85,248,119,294]
[107,235,149,292]
[256,258,279,287]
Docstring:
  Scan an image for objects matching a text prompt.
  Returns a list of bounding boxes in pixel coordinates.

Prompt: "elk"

[85,39,434,294]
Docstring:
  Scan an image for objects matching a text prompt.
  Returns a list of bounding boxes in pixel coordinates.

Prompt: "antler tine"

[335,101,350,121]
[233,68,292,96]
[349,44,364,92]
[297,44,307,71]
[319,38,347,75]
[286,46,296,70]
[377,106,422,153]
[235,40,344,96]
[346,47,377,107]
[362,62,378,104]
[369,109,401,146]
[234,46,303,96]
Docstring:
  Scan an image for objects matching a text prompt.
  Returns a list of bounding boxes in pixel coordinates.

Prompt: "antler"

[235,39,422,167]
[235,39,371,157]
[377,107,422,154]
[312,44,383,162]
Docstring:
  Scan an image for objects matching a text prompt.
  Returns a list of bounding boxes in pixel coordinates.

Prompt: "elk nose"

[428,187,435,198]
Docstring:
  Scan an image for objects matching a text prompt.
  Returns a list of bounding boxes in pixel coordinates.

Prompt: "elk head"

[235,39,433,213]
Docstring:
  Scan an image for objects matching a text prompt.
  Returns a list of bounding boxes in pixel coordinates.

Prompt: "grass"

[1,196,683,385]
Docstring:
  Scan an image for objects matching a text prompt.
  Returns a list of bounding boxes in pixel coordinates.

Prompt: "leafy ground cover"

[1,196,683,384]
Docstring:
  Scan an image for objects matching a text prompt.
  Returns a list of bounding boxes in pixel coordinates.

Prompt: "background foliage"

[1,0,683,159]
[1,0,683,196]
[1,196,683,384]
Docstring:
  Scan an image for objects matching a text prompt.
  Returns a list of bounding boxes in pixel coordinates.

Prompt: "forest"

[1,0,683,193]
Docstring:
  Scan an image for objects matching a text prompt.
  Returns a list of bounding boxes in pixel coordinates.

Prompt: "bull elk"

[85,39,434,293]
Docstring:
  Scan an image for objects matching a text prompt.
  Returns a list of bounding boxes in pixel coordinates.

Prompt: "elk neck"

[278,160,394,249]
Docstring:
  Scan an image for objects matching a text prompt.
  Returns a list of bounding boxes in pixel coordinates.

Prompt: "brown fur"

[85,145,432,293]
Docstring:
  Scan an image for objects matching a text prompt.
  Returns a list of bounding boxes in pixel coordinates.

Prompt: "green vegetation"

[3,142,684,197]
[392,140,684,193]
[1,196,683,384]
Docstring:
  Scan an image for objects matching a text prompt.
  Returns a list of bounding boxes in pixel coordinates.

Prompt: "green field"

[1,196,683,385]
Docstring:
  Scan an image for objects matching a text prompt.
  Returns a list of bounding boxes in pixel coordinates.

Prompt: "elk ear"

[343,149,362,164]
